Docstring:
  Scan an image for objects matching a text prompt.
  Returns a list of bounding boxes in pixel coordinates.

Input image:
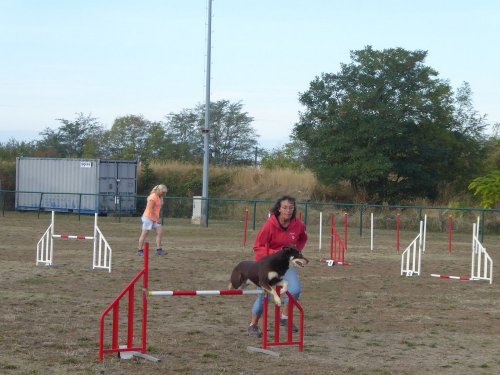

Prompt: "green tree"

[163,100,259,166]
[209,100,258,166]
[38,113,104,157]
[261,139,307,170]
[483,123,500,172]
[0,138,38,161]
[295,46,487,202]
[163,109,203,163]
[104,115,166,161]
[468,171,500,208]
[467,124,500,208]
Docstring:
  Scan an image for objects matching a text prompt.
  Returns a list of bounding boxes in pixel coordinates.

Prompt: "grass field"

[0,211,499,375]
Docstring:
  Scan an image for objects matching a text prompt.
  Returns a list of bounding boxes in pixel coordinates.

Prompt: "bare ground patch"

[0,212,499,375]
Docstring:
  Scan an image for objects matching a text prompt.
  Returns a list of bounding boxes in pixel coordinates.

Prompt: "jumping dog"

[229,246,309,305]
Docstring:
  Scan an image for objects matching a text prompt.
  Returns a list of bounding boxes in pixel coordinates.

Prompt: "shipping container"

[15,157,137,214]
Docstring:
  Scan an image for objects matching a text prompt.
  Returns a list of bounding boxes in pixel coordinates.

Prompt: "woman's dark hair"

[271,195,297,219]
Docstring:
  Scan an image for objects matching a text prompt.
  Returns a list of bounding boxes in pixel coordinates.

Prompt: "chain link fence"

[2,190,499,238]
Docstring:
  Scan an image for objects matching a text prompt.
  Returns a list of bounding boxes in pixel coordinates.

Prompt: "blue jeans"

[251,267,301,317]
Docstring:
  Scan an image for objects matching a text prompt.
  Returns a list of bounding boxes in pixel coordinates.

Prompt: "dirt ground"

[0,211,499,375]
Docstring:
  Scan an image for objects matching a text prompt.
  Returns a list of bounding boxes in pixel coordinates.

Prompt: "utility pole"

[201,0,212,226]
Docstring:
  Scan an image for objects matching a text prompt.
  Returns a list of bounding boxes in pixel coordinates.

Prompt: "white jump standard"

[401,216,426,277]
[36,210,112,272]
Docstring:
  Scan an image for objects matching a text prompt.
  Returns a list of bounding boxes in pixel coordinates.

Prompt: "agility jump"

[98,242,304,361]
[36,211,112,272]
[431,218,493,284]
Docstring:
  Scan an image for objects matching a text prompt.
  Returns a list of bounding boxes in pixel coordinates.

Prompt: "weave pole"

[98,243,305,361]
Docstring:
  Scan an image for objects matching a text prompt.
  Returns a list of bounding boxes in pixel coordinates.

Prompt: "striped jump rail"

[148,289,264,297]
[53,234,94,240]
[431,274,477,281]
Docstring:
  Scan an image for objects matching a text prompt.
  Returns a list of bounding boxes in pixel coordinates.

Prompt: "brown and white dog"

[228,246,309,306]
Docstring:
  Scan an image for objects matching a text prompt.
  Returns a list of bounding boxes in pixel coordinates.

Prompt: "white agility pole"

[370,212,374,253]
[422,214,427,252]
[318,212,323,251]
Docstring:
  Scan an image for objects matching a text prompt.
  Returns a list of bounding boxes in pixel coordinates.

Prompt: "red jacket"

[253,214,308,261]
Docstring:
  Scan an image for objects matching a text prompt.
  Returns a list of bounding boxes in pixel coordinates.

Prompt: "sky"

[1,0,499,149]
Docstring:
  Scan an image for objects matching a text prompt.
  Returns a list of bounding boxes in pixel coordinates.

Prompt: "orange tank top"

[143,192,162,221]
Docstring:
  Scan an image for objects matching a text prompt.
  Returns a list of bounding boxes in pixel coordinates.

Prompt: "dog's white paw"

[278,280,288,295]
[273,296,282,306]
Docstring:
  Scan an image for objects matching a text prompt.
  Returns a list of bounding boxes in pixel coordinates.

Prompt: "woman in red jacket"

[247,195,308,338]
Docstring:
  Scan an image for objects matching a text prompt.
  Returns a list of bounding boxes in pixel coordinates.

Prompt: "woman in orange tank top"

[137,184,168,256]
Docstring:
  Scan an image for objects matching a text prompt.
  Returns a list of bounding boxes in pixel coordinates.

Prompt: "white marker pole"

[319,212,323,251]
[370,212,374,253]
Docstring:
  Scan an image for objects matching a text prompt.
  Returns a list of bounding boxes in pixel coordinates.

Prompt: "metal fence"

[1,190,499,239]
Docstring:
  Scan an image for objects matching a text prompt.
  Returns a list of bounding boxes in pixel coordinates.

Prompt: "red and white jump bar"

[53,234,94,240]
[430,274,478,281]
[148,289,265,297]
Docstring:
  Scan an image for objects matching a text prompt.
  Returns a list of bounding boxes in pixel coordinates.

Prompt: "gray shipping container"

[16,157,137,214]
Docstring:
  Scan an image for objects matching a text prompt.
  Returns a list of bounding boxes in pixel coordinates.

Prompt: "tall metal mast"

[201,0,212,226]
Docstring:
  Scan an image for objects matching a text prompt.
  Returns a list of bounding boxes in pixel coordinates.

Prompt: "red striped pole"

[54,234,94,240]
[431,274,475,281]
[148,289,265,297]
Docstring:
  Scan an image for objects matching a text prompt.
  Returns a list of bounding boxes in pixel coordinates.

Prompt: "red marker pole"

[343,213,348,252]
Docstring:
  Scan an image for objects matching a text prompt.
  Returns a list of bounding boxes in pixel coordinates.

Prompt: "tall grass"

[145,162,322,201]
[224,167,317,200]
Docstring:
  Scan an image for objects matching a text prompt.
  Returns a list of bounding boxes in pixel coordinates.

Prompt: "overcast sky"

[1,0,499,148]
